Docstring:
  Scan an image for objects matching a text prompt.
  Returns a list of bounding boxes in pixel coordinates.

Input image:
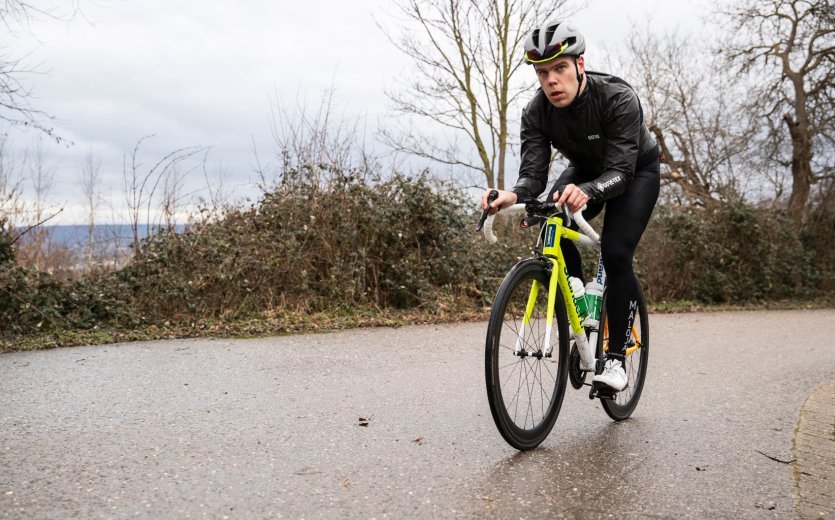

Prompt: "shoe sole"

[591,379,626,393]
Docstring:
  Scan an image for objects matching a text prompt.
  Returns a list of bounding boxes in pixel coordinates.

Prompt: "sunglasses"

[525,40,569,64]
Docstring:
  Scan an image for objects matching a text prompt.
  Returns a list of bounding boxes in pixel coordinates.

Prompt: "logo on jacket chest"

[587,134,601,140]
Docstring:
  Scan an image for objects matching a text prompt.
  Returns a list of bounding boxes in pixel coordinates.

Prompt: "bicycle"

[477,191,649,450]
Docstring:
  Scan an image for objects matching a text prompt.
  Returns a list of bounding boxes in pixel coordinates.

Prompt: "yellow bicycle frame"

[519,212,642,360]
[520,214,587,357]
[543,216,586,336]
[601,321,642,357]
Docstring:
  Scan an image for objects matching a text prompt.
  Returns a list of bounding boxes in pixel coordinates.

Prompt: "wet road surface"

[1,309,833,519]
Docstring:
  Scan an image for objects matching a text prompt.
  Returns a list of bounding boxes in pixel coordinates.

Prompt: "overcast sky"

[3,0,707,224]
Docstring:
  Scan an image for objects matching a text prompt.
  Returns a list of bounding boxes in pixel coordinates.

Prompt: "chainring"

[568,343,586,389]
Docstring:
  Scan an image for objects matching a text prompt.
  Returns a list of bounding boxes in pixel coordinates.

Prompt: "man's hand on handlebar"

[481,189,518,216]
[554,184,589,213]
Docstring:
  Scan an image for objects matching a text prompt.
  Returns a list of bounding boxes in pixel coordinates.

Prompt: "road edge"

[793,379,835,520]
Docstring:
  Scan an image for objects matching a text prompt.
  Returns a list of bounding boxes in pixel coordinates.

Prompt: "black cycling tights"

[549,162,660,361]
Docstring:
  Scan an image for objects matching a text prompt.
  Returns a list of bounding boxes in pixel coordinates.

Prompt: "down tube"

[553,234,585,337]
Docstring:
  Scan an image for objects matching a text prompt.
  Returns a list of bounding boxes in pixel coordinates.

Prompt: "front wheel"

[596,283,649,421]
[485,260,569,450]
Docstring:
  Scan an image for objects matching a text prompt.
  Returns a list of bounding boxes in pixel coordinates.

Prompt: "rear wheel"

[485,260,569,450]
[596,283,649,421]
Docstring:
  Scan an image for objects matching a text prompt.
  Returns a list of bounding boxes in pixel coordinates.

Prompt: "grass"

[2,297,832,353]
[648,296,834,313]
[0,303,490,353]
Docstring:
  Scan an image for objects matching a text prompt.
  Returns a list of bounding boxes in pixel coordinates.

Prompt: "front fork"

[515,254,605,372]
[513,259,561,358]
[514,276,543,356]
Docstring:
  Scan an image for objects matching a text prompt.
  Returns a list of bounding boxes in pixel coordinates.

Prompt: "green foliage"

[0,265,64,333]
[0,218,14,265]
[0,264,131,335]
[1,175,832,346]
[116,172,529,320]
[638,201,820,303]
[801,190,835,294]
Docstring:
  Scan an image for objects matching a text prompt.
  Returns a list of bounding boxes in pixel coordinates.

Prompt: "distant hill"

[32,224,185,247]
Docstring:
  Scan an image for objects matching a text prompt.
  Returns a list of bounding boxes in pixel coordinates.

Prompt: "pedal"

[595,387,617,400]
[591,381,617,400]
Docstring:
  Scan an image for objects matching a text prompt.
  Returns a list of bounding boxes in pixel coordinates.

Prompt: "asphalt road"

[1,309,833,519]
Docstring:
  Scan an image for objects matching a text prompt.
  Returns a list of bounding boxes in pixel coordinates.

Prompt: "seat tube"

[587,253,606,349]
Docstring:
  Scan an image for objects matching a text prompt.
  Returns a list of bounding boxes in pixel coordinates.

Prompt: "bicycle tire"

[485,259,569,450]
[596,283,649,421]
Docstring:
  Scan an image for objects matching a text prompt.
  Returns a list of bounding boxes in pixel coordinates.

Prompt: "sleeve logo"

[596,175,622,192]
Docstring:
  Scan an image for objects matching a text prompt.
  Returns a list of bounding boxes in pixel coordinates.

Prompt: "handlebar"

[482,203,526,243]
[573,209,600,242]
[481,200,600,244]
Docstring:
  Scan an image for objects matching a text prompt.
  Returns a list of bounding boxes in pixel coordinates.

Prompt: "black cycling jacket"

[512,71,658,203]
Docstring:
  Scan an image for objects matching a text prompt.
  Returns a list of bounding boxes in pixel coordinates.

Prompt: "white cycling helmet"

[524,20,586,64]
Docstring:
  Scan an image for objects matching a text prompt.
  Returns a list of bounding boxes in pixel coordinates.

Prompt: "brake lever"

[553,188,573,227]
[476,190,499,232]
[563,204,573,227]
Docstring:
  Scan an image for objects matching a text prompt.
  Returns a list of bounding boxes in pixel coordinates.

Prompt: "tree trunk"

[784,113,813,224]
[783,66,812,225]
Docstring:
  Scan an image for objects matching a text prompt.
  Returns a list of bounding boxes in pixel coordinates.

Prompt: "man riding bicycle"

[481,20,660,393]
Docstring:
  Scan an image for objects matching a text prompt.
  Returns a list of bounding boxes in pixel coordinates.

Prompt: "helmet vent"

[545,23,559,45]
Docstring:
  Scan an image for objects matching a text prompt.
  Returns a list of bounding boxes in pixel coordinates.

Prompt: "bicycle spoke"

[486,263,567,449]
[598,294,648,416]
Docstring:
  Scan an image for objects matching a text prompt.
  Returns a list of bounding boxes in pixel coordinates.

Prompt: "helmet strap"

[573,56,584,102]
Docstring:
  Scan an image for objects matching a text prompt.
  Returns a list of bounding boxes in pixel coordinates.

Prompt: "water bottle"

[568,277,588,319]
[583,280,604,328]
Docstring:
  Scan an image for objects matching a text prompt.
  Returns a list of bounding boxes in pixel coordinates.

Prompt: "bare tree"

[0,135,23,263]
[0,134,62,265]
[381,0,580,190]
[1,1,84,139]
[0,135,24,263]
[198,150,233,222]
[0,135,24,222]
[721,0,834,223]
[160,164,185,233]
[0,1,75,27]
[614,28,758,206]
[122,136,203,255]
[265,87,371,192]
[79,147,101,268]
[25,135,58,268]
[0,53,54,136]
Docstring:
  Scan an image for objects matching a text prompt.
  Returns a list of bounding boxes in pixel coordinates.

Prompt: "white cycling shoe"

[592,359,628,392]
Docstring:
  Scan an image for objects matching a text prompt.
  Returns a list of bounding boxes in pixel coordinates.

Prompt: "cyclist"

[481,20,660,392]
